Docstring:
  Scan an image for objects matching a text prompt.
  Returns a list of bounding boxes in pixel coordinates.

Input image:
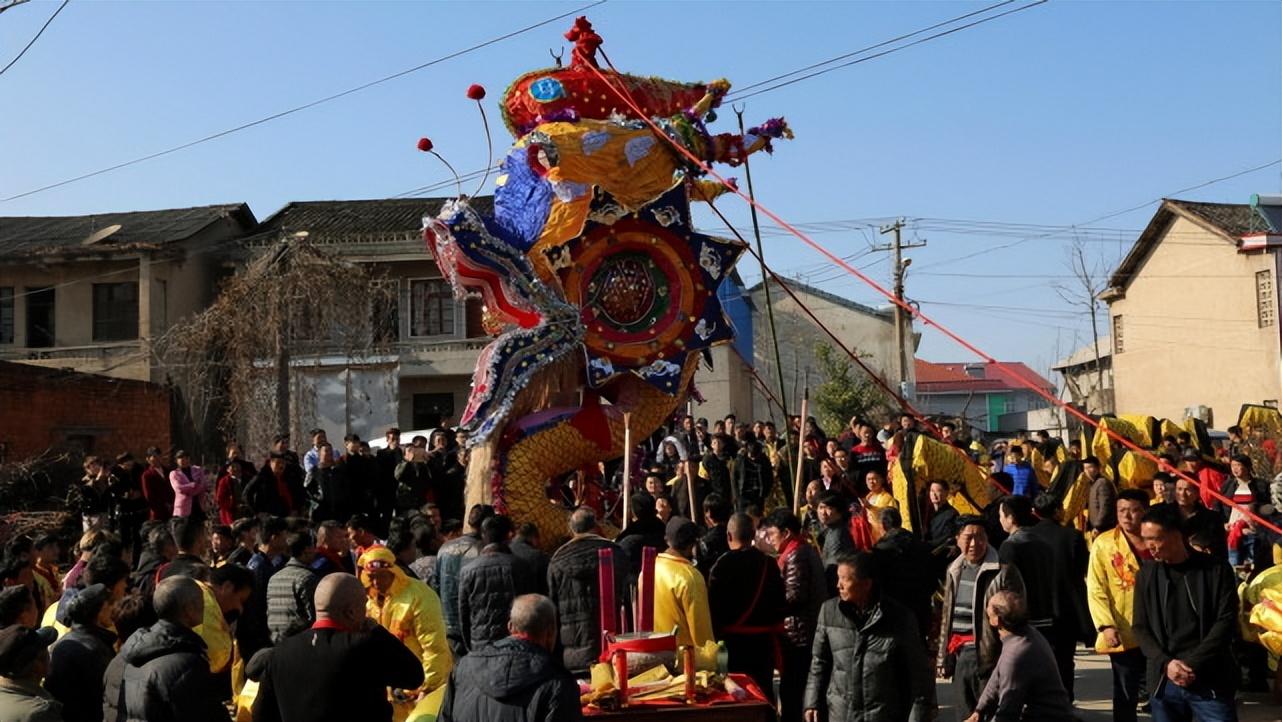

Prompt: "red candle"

[598,548,616,635]
[638,546,657,632]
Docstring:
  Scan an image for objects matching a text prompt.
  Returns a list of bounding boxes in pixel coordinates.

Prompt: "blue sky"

[2,0,1279,381]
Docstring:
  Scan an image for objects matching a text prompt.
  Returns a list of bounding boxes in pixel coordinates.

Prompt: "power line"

[914,158,1282,270]
[725,0,1049,103]
[726,0,1017,97]
[0,0,68,77]
[0,0,606,204]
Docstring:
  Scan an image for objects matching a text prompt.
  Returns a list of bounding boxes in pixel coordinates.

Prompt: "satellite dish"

[81,224,122,246]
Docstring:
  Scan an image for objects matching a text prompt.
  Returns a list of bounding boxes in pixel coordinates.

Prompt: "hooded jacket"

[359,546,452,721]
[438,636,581,722]
[116,619,229,722]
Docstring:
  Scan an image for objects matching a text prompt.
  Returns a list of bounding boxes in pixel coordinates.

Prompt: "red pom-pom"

[466,84,486,101]
[417,137,433,152]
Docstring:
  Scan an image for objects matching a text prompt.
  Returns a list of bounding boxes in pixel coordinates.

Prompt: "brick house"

[0,360,171,464]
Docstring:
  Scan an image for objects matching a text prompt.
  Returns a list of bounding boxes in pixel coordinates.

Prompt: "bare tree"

[154,236,396,456]
[1052,238,1109,413]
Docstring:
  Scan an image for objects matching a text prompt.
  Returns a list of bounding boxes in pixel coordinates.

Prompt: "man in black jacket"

[439,594,581,722]
[1029,492,1090,698]
[763,508,828,722]
[709,513,785,703]
[458,515,534,652]
[110,576,229,722]
[546,508,629,674]
[1133,504,1239,722]
[252,573,424,722]
[996,496,1061,667]
[804,552,931,722]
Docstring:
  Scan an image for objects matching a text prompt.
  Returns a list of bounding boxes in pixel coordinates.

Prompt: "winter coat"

[46,623,116,722]
[457,545,533,651]
[997,528,1057,628]
[818,522,856,594]
[244,467,305,518]
[169,466,208,518]
[0,678,62,722]
[804,596,931,722]
[116,619,230,722]
[252,623,424,722]
[431,533,484,656]
[1027,518,1091,641]
[438,636,581,722]
[872,527,937,635]
[546,534,629,673]
[140,466,174,521]
[778,538,828,650]
[937,549,1025,678]
[733,450,773,508]
[511,539,549,596]
[265,559,318,644]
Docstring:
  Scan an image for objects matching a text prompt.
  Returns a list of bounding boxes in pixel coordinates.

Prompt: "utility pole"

[875,218,926,391]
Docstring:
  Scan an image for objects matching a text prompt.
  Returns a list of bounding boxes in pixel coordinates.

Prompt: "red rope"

[583,51,1282,537]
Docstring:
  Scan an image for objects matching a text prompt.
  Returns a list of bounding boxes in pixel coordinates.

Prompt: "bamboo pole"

[622,412,632,527]
[792,391,809,515]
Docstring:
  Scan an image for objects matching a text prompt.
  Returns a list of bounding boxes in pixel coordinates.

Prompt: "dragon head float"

[422,17,792,545]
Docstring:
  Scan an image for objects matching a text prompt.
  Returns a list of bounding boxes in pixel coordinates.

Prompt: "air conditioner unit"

[1185,405,1213,426]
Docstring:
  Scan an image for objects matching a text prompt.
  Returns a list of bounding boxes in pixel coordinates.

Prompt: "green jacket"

[0,677,63,722]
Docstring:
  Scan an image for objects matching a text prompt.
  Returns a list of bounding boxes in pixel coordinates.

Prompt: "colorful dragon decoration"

[422,17,792,545]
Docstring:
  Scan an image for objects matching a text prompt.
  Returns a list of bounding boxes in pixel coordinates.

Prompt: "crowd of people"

[0,413,1279,722]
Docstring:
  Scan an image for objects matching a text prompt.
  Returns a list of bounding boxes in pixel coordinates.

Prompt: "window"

[92,283,138,341]
[25,287,55,348]
[1112,316,1124,354]
[409,279,455,337]
[1257,270,1275,328]
[0,287,12,344]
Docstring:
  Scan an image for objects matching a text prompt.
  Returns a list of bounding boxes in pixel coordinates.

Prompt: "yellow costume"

[358,546,452,722]
[193,581,233,675]
[653,551,718,669]
[1086,526,1144,652]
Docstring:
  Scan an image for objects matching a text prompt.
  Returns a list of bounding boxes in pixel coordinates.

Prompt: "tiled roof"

[915,359,1055,394]
[254,197,495,239]
[0,204,255,258]
[745,276,892,321]
[1106,198,1268,294]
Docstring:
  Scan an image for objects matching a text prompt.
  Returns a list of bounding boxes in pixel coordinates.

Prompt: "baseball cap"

[0,626,57,676]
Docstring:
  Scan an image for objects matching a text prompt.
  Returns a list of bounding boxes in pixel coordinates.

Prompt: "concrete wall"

[1109,215,1282,426]
[748,284,901,425]
[0,361,171,462]
[694,344,756,424]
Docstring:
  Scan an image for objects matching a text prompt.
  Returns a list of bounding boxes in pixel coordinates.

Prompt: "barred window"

[92,283,138,341]
[409,279,455,337]
[1113,316,1124,354]
[1257,270,1274,328]
[0,287,12,344]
